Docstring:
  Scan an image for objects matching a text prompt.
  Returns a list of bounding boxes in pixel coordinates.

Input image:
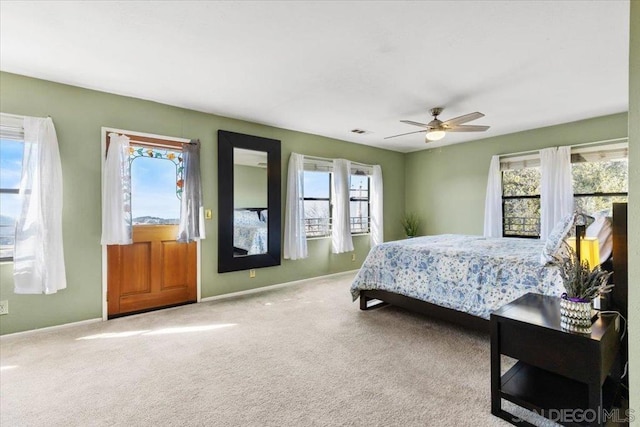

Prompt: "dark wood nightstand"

[491,293,621,426]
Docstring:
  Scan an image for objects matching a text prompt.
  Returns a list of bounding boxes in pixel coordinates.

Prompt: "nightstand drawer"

[499,321,596,383]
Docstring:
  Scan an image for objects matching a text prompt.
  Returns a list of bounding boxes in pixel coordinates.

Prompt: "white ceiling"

[0,1,630,153]
[234,148,267,168]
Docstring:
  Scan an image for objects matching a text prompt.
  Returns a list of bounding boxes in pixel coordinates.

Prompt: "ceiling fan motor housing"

[427,118,443,129]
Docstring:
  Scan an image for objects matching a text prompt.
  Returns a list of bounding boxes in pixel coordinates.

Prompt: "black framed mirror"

[218,130,281,273]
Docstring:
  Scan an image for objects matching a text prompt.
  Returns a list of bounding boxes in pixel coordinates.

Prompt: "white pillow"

[540,213,576,265]
[586,216,613,264]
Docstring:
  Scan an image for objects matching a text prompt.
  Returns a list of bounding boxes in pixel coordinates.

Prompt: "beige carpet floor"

[2,272,525,426]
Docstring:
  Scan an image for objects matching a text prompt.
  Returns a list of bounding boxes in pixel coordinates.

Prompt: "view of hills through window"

[130,151,181,225]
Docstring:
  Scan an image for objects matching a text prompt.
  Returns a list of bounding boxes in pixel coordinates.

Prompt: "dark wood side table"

[491,293,621,426]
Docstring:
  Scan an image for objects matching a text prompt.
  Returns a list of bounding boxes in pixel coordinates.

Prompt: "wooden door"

[105,132,197,318]
[107,225,196,317]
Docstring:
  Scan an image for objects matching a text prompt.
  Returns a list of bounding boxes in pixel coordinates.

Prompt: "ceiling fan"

[385,107,490,142]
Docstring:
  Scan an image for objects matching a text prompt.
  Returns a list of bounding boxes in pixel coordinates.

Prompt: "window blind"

[0,113,25,141]
[500,141,628,171]
[303,156,373,175]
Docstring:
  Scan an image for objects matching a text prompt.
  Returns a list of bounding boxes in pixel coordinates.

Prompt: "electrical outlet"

[249,269,256,278]
[351,254,356,262]
[0,300,8,315]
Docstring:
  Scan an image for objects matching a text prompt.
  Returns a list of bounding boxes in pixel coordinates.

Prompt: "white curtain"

[483,155,503,237]
[369,165,384,246]
[100,133,132,245]
[283,153,308,260]
[331,159,354,254]
[177,140,205,242]
[13,117,67,294]
[540,146,573,240]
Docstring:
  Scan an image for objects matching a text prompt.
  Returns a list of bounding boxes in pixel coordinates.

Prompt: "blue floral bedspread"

[350,234,564,319]
[234,224,268,255]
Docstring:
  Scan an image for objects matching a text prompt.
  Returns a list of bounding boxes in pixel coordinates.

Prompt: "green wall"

[404,113,628,236]
[234,165,267,208]
[404,109,636,417]
[0,71,406,335]
[628,0,639,422]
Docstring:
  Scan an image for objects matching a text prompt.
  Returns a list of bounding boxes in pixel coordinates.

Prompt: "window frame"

[501,193,541,239]
[349,174,371,235]
[301,166,373,238]
[500,142,628,239]
[303,170,332,238]
[0,115,26,262]
[0,187,21,262]
[128,142,184,225]
[105,131,187,228]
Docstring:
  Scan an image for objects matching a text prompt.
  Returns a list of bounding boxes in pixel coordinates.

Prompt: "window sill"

[306,236,330,241]
[306,233,370,241]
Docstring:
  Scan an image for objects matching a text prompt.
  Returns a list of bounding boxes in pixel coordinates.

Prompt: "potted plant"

[401,212,420,238]
[550,243,613,333]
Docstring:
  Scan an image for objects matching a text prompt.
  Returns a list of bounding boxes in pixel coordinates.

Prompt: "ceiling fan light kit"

[385,107,491,143]
[425,129,446,141]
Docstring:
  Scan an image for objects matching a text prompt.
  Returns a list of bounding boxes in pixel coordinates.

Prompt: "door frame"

[100,127,202,321]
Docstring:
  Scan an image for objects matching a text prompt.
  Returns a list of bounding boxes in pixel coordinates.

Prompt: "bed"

[351,235,564,331]
[234,209,268,255]
[351,205,627,333]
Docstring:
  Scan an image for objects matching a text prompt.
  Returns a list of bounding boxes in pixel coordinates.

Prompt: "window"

[502,166,541,237]
[501,143,628,238]
[350,173,370,234]
[572,157,628,214]
[303,171,331,237]
[129,145,183,225]
[0,138,24,261]
[302,167,371,237]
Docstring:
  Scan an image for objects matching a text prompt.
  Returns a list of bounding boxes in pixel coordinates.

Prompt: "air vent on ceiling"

[350,128,369,134]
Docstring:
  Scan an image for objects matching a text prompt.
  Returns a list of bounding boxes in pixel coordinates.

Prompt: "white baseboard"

[2,270,359,337]
[1,318,102,339]
[201,269,359,303]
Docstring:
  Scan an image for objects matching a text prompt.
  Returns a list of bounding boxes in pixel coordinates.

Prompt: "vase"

[560,296,593,334]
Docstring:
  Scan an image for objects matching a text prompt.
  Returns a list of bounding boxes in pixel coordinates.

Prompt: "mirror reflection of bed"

[233,208,267,256]
[233,148,268,257]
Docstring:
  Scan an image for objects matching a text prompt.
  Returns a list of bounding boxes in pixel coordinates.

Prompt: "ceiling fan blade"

[446,125,490,132]
[441,112,484,127]
[400,120,430,128]
[384,129,428,139]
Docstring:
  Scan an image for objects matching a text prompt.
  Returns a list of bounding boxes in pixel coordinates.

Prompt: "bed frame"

[359,203,628,335]
[360,289,490,332]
